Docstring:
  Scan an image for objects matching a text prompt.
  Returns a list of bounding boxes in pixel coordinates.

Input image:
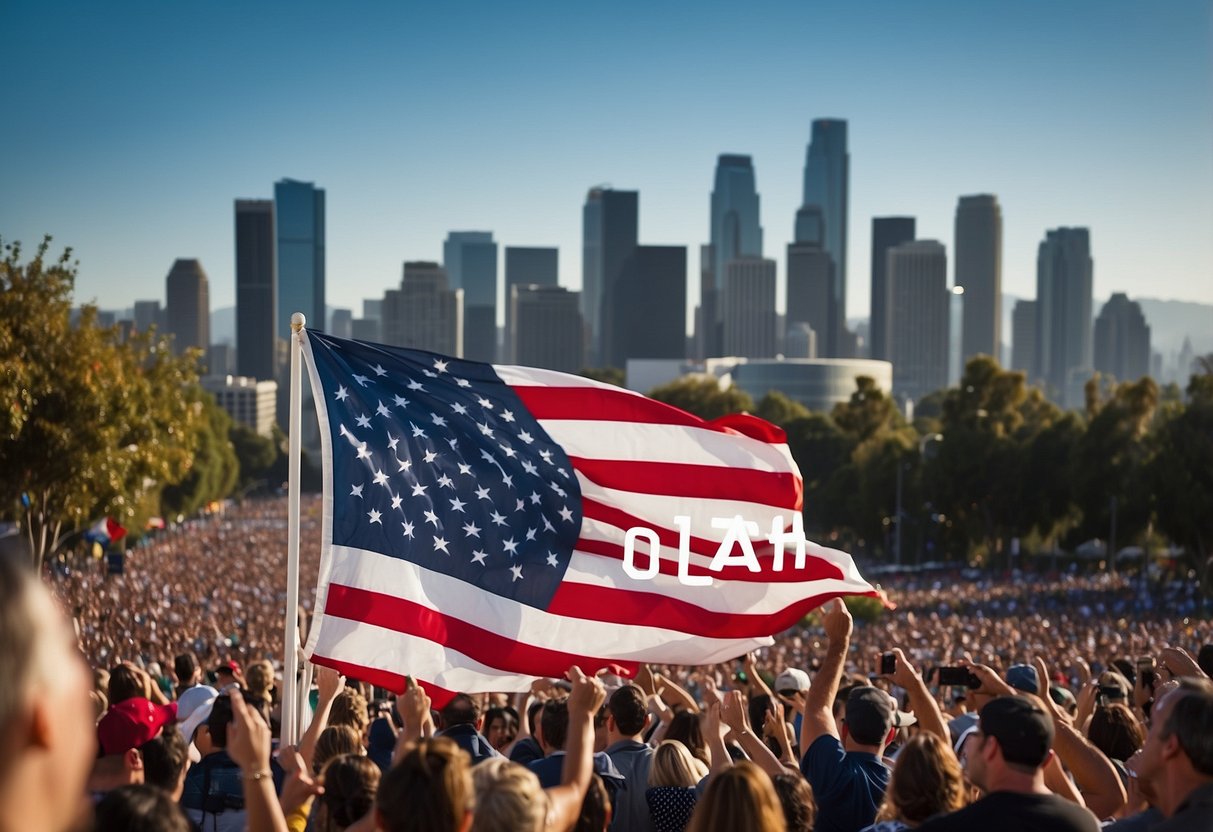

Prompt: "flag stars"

[410,423,428,439]
[407,379,425,391]
[489,510,508,527]
[433,359,448,373]
[388,434,400,451]
[525,527,537,541]
[433,536,450,554]
[478,422,494,438]
[367,509,382,525]
[449,497,467,513]
[431,414,448,427]
[462,521,481,538]
[457,463,473,476]
[356,443,372,460]
[423,450,438,464]
[411,483,428,497]
[391,495,403,510]
[334,386,349,401]
[500,445,517,459]
[559,506,574,523]
[518,431,535,445]
[542,516,555,533]
[356,413,372,429]
[353,373,370,387]
[503,537,519,556]
[372,364,387,377]
[475,486,492,501]
[546,553,559,568]
[350,484,364,498]
[471,549,488,565]
[376,401,391,418]
[539,450,554,464]
[397,457,412,473]
[401,521,415,539]
[451,402,468,416]
[373,469,390,487]
[476,396,494,409]
[422,369,437,378]
[510,564,524,582]
[501,410,515,423]
[549,483,567,498]
[501,473,514,489]
[530,491,542,505]
[521,460,538,476]
[423,510,440,527]
[437,475,455,489]
[514,499,526,513]
[455,378,471,388]
[393,394,409,408]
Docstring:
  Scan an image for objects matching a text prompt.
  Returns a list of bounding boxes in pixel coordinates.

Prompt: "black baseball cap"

[845,686,915,745]
[979,696,1054,768]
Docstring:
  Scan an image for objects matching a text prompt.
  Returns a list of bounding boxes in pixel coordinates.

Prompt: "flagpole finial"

[291,312,306,333]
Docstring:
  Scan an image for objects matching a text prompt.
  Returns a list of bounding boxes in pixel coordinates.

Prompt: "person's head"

[139,724,190,799]
[245,660,274,703]
[482,707,510,750]
[215,659,241,686]
[330,687,371,738]
[539,698,570,753]
[964,696,1054,791]
[173,653,199,688]
[606,684,649,741]
[440,693,483,731]
[93,783,192,832]
[469,758,546,832]
[665,709,709,768]
[649,740,706,788]
[573,773,611,832]
[876,732,966,825]
[1096,670,1131,704]
[107,665,146,705]
[314,754,381,832]
[843,686,912,751]
[770,772,815,832]
[0,553,96,832]
[198,693,234,751]
[1136,677,1213,817]
[314,724,365,776]
[97,697,177,758]
[1087,702,1145,762]
[686,761,785,832]
[376,738,472,832]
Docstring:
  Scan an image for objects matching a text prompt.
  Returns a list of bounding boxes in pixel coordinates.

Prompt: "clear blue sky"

[3,0,1211,333]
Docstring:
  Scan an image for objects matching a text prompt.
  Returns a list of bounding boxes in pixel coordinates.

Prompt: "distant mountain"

[1002,295,1212,359]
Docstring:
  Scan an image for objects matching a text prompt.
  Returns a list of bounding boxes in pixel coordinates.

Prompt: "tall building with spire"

[954,195,1003,363]
[802,119,849,353]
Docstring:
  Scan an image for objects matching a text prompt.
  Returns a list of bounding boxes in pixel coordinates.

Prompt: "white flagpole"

[282,312,306,747]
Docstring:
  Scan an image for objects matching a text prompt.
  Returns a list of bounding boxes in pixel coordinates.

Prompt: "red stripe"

[310,654,455,703]
[514,386,709,428]
[323,584,640,679]
[549,582,882,639]
[579,498,842,583]
[570,456,802,509]
[575,535,846,584]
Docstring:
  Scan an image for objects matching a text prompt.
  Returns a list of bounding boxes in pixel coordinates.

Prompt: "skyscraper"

[1094,293,1151,383]
[802,119,849,347]
[887,241,949,401]
[510,285,583,373]
[955,195,1003,363]
[610,245,687,365]
[581,189,604,364]
[133,299,162,332]
[1011,300,1037,376]
[274,179,325,341]
[235,198,277,380]
[1035,227,1093,407]
[707,155,763,357]
[592,189,639,369]
[723,257,777,358]
[504,247,558,362]
[869,217,916,361]
[444,231,498,362]
[164,259,210,358]
[786,242,834,357]
[381,262,463,357]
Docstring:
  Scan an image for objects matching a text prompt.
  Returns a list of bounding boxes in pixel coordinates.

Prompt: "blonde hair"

[329,687,370,734]
[314,724,364,775]
[245,660,274,703]
[469,758,547,832]
[649,740,708,788]
[875,732,967,824]
[686,761,785,832]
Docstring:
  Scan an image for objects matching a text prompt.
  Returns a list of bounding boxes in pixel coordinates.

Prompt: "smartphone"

[1137,657,1155,674]
[1099,685,1126,700]
[938,666,980,689]
[881,653,896,675]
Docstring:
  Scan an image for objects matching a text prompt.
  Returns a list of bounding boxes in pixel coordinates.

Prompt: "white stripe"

[543,420,793,472]
[306,544,774,660]
[493,364,644,392]
[565,551,876,613]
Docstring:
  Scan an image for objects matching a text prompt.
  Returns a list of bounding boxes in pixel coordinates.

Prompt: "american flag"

[299,331,878,695]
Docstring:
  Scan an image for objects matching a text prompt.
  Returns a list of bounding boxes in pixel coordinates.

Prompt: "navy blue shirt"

[801,734,890,832]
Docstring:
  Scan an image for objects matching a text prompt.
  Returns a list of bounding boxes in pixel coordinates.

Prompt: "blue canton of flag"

[307,332,582,609]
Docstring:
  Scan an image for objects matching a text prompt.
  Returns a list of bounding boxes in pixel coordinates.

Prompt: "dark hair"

[772,772,815,832]
[317,754,381,831]
[1110,658,1136,686]
[572,772,611,832]
[541,698,570,751]
[440,693,482,728]
[139,725,189,792]
[665,710,709,768]
[526,698,545,728]
[376,737,470,832]
[877,732,966,824]
[747,693,773,743]
[94,784,192,832]
[1198,645,1213,679]
[173,653,198,683]
[108,665,145,705]
[1087,703,1144,762]
[207,694,234,748]
[1160,678,1213,776]
[608,685,648,737]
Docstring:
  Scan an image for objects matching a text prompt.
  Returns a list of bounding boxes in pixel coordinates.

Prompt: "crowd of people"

[3,495,1211,831]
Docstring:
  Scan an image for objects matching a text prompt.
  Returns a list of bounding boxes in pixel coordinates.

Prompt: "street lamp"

[894,433,944,566]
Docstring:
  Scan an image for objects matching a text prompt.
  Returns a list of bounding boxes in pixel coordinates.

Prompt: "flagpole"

[282,312,306,747]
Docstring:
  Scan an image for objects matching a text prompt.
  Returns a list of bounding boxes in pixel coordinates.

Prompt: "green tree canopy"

[647,376,755,421]
[1,237,205,565]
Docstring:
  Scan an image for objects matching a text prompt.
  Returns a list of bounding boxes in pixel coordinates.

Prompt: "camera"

[938,666,981,689]
[880,653,897,675]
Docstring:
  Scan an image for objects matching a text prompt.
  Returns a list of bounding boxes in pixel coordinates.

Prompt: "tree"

[1149,374,1213,593]
[647,376,755,421]
[230,423,279,493]
[754,391,810,427]
[0,237,204,566]
[579,367,625,387]
[160,392,240,519]
[784,412,852,536]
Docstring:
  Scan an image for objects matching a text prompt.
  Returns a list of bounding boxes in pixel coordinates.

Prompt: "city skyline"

[2,1,1211,330]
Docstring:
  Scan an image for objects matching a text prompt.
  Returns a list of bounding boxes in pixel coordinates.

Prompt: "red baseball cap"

[216,660,241,675]
[98,697,177,756]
